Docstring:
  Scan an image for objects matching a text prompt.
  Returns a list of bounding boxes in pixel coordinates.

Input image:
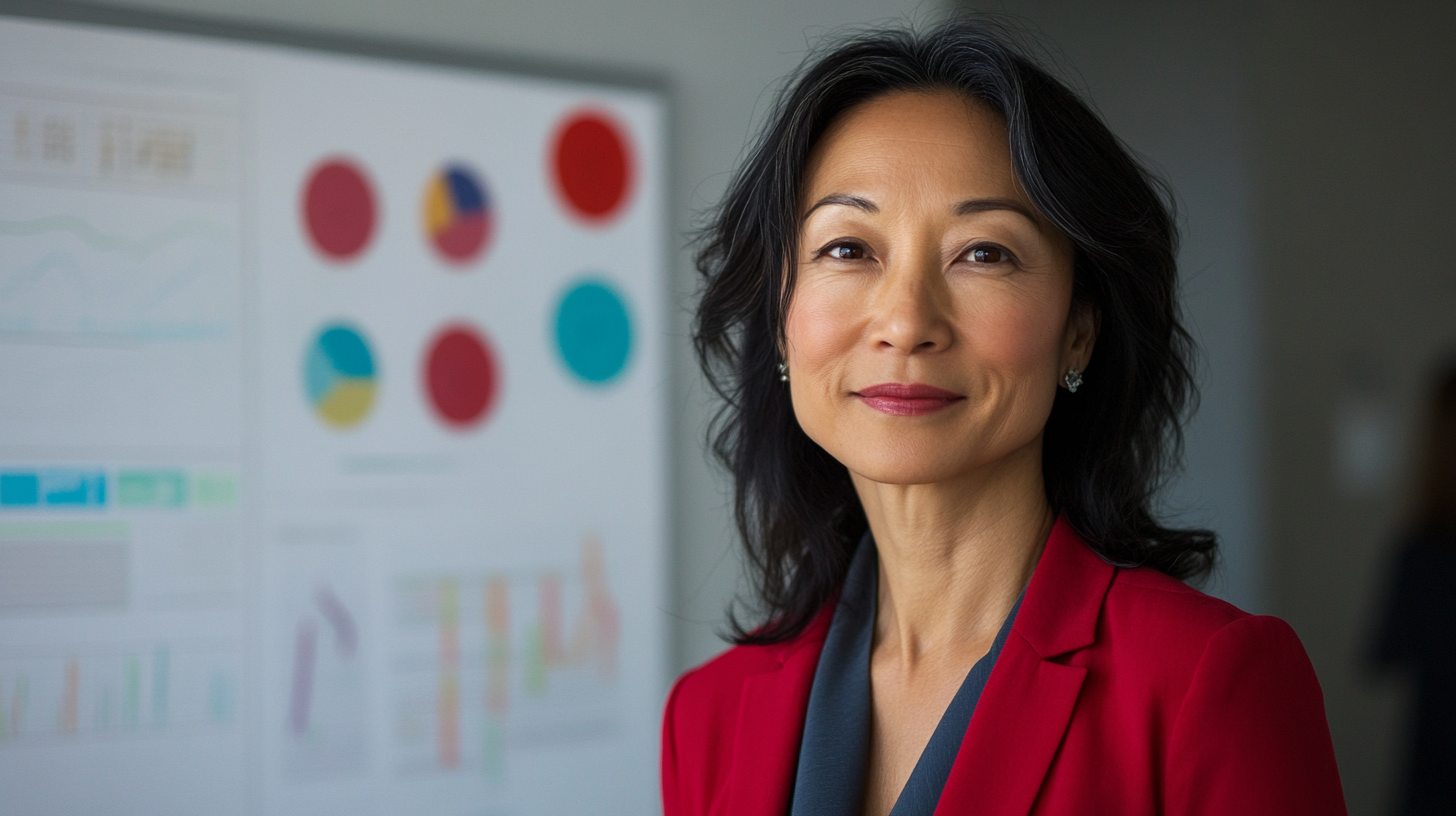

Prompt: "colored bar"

[152,646,169,727]
[437,579,460,769]
[582,536,620,679]
[191,472,238,508]
[523,622,546,696]
[41,470,106,507]
[540,572,563,667]
[0,473,39,506]
[123,656,140,727]
[287,623,317,735]
[62,659,79,734]
[485,576,509,716]
[116,470,188,508]
[1,470,107,508]
[483,575,509,778]
[438,672,460,769]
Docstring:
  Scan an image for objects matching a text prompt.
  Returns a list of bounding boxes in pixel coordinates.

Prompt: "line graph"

[283,585,367,777]
[0,213,236,342]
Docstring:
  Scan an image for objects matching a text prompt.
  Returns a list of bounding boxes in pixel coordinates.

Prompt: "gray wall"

[1254,3,1456,814]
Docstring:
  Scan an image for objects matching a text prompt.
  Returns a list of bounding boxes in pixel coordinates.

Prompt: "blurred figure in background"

[1373,360,1456,816]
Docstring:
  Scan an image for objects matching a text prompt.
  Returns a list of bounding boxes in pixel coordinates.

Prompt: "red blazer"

[661,519,1347,815]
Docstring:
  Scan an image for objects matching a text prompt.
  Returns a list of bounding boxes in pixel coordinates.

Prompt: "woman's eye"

[824,243,865,261]
[969,245,1006,264]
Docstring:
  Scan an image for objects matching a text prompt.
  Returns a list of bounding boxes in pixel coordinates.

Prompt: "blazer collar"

[1013,515,1117,658]
[720,517,1116,816]
[935,516,1117,815]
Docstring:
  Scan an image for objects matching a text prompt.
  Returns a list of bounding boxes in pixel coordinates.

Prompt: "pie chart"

[423,164,493,265]
[305,323,377,429]
[423,323,499,429]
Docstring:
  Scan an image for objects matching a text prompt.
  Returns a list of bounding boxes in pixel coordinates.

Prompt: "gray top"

[789,536,1023,816]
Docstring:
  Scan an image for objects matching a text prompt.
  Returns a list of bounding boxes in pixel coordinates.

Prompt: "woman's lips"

[853,383,965,416]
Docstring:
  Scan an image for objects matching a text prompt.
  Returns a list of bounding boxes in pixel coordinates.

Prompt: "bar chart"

[391,536,620,778]
[0,643,240,742]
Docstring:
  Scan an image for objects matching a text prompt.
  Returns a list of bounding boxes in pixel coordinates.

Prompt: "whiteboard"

[0,11,668,816]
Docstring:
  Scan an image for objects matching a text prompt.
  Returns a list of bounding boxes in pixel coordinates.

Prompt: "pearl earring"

[778,362,789,382]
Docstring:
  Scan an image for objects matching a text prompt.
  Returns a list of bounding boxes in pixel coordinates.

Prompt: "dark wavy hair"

[693,19,1217,645]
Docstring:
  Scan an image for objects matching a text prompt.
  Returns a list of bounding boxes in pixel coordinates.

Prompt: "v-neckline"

[788,536,1025,816]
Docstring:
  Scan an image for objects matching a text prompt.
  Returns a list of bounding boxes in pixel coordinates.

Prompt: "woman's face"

[785,90,1092,487]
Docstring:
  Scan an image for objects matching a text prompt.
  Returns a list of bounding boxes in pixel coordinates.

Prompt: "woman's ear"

[1063,300,1099,373]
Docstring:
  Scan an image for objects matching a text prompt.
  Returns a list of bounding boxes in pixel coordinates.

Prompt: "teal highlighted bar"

[117,470,188,508]
[0,473,38,506]
[0,469,105,508]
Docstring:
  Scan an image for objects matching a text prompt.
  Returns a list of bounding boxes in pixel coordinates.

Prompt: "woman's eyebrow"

[802,194,1038,223]
[802,193,878,221]
[955,197,1038,222]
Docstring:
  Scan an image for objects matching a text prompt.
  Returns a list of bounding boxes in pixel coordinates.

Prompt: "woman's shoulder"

[673,639,801,697]
[1107,563,1248,630]
[666,605,832,718]
[1096,564,1309,686]
[1036,522,1298,673]
[661,608,831,807]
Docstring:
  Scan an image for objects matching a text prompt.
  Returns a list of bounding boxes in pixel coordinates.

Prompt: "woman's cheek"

[785,279,861,373]
[785,281,860,447]
[958,287,1066,376]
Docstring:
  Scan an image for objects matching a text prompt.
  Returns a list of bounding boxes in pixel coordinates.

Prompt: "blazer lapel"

[721,610,832,816]
[935,518,1115,815]
[936,638,1087,814]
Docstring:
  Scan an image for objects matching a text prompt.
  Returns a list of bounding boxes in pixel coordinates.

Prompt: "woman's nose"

[867,246,954,354]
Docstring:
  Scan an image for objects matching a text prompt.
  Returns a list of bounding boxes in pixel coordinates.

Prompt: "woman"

[663,20,1345,816]
[1373,361,1456,816]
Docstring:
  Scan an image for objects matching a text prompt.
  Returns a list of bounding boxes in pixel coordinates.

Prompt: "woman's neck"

[851,437,1052,666]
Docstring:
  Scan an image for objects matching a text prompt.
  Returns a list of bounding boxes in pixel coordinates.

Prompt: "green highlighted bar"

[192,472,238,508]
[117,470,188,508]
[112,469,238,509]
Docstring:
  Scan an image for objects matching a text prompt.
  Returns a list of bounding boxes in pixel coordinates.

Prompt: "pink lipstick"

[853,383,964,416]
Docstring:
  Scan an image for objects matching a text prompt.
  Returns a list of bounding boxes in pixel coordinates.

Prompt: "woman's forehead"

[802,91,1023,211]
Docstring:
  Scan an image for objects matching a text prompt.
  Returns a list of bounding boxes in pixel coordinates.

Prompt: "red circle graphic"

[302,158,377,261]
[424,324,499,429]
[551,111,633,223]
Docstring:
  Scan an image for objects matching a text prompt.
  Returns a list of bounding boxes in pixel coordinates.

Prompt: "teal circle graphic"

[554,279,632,384]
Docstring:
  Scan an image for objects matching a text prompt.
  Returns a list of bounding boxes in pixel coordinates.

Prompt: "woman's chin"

[824,431,1042,490]
[837,451,983,488]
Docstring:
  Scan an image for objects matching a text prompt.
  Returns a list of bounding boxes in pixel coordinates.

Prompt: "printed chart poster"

[0,12,667,816]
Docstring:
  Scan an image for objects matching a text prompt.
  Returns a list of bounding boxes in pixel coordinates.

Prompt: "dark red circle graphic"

[302,158,377,261]
[424,324,499,429]
[551,110,633,223]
